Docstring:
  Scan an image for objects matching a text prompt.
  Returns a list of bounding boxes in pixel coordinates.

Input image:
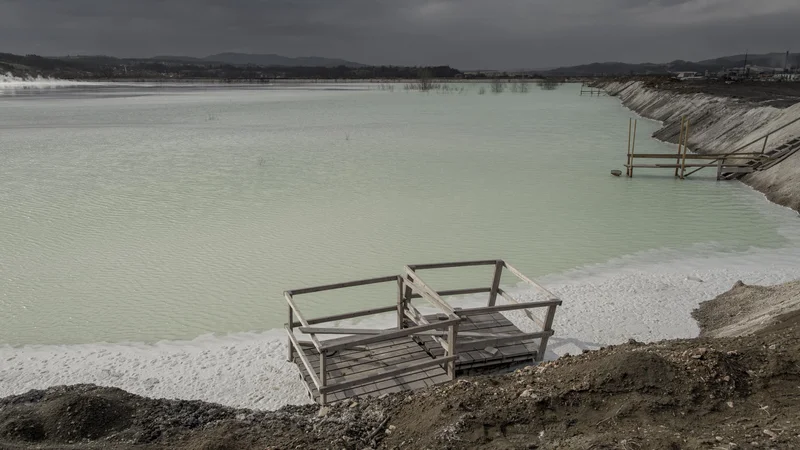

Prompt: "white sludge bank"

[3,242,800,411]
[601,80,800,211]
[0,73,102,88]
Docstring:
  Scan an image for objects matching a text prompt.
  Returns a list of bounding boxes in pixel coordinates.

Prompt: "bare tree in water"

[538,79,561,90]
[416,69,438,92]
[490,79,505,94]
[510,81,530,93]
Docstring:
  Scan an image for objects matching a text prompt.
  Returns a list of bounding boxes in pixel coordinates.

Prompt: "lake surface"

[2,81,799,346]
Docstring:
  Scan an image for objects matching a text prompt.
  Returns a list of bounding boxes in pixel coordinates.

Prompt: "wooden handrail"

[684,115,800,178]
[409,287,491,299]
[721,115,800,158]
[457,300,562,316]
[288,275,398,296]
[289,305,397,328]
[403,267,455,315]
[498,289,546,328]
[321,317,461,352]
[503,262,560,300]
[408,260,499,270]
[285,292,323,352]
[285,326,321,389]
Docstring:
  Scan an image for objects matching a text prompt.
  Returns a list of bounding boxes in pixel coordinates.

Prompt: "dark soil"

[644,79,800,108]
[599,77,800,108]
[3,282,800,449]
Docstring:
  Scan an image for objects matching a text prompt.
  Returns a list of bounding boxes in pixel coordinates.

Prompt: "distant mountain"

[197,53,364,68]
[546,52,798,76]
[60,53,365,68]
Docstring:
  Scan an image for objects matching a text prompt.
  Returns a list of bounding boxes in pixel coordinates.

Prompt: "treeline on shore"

[1,53,553,81]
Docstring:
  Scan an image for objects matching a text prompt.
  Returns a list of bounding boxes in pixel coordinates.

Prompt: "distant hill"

[0,52,457,81]
[151,53,365,68]
[547,52,798,76]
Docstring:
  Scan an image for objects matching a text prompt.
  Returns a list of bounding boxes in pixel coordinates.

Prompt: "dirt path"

[3,281,800,449]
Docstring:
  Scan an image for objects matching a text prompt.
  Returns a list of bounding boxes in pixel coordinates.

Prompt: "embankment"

[600,80,800,212]
[3,280,800,449]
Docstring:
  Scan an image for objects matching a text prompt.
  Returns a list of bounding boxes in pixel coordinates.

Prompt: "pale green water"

[0,82,794,345]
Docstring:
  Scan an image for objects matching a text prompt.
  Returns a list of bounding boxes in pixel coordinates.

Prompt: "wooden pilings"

[675,116,685,177]
[626,119,638,177]
[680,119,690,179]
[622,116,775,179]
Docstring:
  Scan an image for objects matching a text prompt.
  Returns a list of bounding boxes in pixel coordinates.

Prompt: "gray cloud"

[0,0,798,69]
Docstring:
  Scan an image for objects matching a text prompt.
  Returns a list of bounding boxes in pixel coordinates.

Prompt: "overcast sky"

[1,0,798,69]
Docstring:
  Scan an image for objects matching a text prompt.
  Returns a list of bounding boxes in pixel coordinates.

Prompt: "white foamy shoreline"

[3,241,800,411]
[0,73,107,88]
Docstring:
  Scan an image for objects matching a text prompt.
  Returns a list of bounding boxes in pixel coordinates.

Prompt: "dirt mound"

[38,388,133,441]
[693,280,800,337]
[0,385,134,444]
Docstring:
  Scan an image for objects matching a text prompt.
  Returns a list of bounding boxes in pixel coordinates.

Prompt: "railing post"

[676,116,685,177]
[717,159,724,181]
[626,118,632,176]
[404,276,414,322]
[630,119,637,178]
[680,119,690,179]
[487,260,504,307]
[287,305,294,362]
[761,134,769,155]
[320,352,327,405]
[537,305,557,362]
[447,322,459,380]
[396,276,404,330]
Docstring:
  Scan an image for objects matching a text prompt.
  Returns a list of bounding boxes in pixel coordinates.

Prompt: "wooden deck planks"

[416,311,538,373]
[292,336,451,403]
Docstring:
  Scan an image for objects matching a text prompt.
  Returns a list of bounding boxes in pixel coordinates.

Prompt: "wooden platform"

[623,116,800,180]
[292,336,450,403]
[285,260,561,404]
[414,311,538,374]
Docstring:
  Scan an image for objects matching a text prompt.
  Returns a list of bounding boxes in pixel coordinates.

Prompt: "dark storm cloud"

[1,0,798,68]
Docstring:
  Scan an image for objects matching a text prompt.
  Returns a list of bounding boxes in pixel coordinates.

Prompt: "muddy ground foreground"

[2,280,800,449]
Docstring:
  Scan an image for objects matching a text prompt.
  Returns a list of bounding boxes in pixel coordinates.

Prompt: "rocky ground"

[607,78,800,108]
[2,280,800,449]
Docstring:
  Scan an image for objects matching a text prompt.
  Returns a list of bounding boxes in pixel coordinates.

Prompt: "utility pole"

[743,50,748,78]
[785,51,790,78]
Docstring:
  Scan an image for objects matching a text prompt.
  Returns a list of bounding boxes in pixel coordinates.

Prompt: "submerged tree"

[415,69,438,92]
[510,81,530,93]
[490,79,505,94]
[538,79,561,90]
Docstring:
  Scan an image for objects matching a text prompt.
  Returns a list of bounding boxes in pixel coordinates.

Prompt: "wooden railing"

[285,259,561,404]
[405,259,561,361]
[286,275,460,404]
[683,114,800,178]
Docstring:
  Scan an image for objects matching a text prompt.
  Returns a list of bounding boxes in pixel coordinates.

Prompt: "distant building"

[672,71,704,81]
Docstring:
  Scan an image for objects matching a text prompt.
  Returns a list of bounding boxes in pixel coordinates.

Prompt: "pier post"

[487,260,504,307]
[676,116,685,177]
[680,120,690,179]
[626,118,633,176]
[630,120,638,177]
[320,353,327,405]
[288,307,294,362]
[447,322,459,380]
[396,276,405,330]
[537,305,558,361]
